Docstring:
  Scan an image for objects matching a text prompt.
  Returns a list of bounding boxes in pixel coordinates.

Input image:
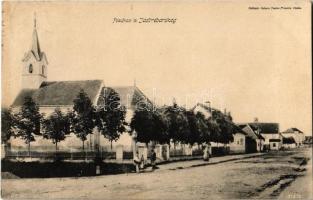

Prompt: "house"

[9,17,153,154]
[193,103,250,154]
[304,136,313,145]
[282,137,296,149]
[229,130,246,154]
[238,124,265,152]
[192,102,212,119]
[281,128,305,147]
[247,122,281,150]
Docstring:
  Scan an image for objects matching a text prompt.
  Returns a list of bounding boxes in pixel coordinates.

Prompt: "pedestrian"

[150,149,157,170]
[203,145,209,161]
[140,154,145,171]
[133,151,140,173]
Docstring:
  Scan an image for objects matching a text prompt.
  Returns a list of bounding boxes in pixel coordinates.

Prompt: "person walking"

[133,151,141,173]
[203,144,210,161]
[140,154,145,171]
[150,149,157,170]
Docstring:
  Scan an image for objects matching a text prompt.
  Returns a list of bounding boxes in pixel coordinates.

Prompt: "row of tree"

[1,88,126,155]
[2,87,238,156]
[130,102,237,149]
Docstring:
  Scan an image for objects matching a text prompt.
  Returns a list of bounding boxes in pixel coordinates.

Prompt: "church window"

[29,64,33,73]
[42,65,45,74]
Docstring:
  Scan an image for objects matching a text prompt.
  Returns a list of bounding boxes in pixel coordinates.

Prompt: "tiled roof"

[238,124,265,140]
[12,80,103,106]
[97,86,153,110]
[247,123,279,134]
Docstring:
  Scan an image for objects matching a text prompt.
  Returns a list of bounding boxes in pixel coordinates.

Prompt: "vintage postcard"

[1,1,312,199]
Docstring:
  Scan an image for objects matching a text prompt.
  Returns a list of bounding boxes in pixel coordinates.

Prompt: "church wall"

[9,107,134,152]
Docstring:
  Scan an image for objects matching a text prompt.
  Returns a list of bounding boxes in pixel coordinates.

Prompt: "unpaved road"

[2,148,312,199]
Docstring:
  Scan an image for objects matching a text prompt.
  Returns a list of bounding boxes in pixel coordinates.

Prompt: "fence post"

[116,145,123,160]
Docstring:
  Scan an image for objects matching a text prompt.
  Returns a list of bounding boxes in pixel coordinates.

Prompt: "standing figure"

[150,149,157,170]
[133,151,140,173]
[140,154,145,171]
[203,145,209,161]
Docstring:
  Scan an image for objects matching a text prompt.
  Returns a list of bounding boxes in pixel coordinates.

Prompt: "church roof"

[97,86,154,109]
[12,80,103,106]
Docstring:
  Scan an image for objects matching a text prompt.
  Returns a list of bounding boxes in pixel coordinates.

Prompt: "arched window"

[29,64,33,73]
[42,65,45,75]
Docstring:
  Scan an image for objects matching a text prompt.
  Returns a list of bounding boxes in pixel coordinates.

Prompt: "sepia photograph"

[1,1,312,199]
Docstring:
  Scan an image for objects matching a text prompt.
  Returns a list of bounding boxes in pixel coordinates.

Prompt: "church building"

[10,17,153,153]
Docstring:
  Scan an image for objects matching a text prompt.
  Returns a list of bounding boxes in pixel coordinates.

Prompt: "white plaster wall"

[229,133,245,153]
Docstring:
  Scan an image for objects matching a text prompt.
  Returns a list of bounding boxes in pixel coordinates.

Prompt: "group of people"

[133,149,157,173]
[133,145,211,173]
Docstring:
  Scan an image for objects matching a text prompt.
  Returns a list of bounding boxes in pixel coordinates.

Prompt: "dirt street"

[2,148,312,199]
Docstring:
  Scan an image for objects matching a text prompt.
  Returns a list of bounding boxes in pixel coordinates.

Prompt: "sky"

[2,1,312,135]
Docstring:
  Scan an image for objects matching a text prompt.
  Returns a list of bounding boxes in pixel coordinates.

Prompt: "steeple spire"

[31,12,41,60]
[34,12,37,29]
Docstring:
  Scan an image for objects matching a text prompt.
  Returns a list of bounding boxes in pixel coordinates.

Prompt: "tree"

[211,110,234,144]
[185,110,200,145]
[130,108,155,145]
[163,102,190,148]
[96,88,126,150]
[14,96,42,155]
[207,117,221,144]
[195,112,210,145]
[129,107,168,146]
[71,90,96,150]
[42,108,70,152]
[1,108,15,145]
[151,109,169,144]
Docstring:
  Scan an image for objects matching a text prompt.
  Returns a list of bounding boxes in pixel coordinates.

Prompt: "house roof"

[282,128,304,134]
[239,124,264,140]
[191,103,222,113]
[12,80,103,106]
[247,123,279,134]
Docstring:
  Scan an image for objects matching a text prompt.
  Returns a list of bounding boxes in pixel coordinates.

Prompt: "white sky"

[2,1,312,135]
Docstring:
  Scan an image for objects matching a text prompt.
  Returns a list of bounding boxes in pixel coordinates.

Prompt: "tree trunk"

[83,141,85,150]
[110,140,113,150]
[89,134,92,150]
[55,142,58,153]
[28,142,31,157]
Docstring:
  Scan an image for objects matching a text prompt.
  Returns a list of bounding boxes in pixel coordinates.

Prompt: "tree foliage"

[1,108,15,144]
[71,89,96,150]
[96,88,126,149]
[211,110,234,144]
[42,108,71,151]
[130,106,168,145]
[163,102,190,146]
[14,96,42,154]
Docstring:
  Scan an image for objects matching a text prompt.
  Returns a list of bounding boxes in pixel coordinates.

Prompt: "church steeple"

[31,13,42,61]
[21,14,48,89]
